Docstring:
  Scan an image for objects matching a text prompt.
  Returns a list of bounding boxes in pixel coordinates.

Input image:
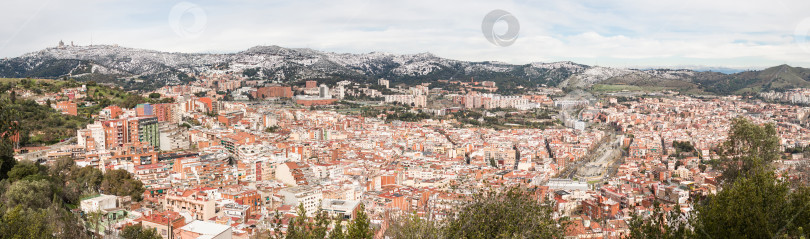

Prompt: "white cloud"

[0,0,809,68]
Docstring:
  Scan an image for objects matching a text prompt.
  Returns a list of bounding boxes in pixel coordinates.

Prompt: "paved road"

[576,135,622,181]
[560,132,622,180]
[14,137,75,162]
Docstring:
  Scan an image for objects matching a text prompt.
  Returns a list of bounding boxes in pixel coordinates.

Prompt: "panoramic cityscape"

[2,1,810,239]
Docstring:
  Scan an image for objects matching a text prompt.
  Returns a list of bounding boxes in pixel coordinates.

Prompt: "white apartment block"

[279,185,323,217]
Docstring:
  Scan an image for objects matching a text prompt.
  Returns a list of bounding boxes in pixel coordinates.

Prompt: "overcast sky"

[2,0,810,69]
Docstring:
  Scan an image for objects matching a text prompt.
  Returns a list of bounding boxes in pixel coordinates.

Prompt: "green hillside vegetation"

[585,65,810,96]
[0,102,145,238]
[5,99,89,146]
[0,158,146,239]
[595,71,705,94]
[0,78,170,147]
[0,79,90,146]
[693,65,810,95]
[0,77,76,93]
[591,84,649,92]
[0,79,92,146]
[81,81,172,118]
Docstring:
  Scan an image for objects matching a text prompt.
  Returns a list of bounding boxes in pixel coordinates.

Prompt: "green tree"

[346,204,373,239]
[269,210,285,239]
[121,95,146,109]
[71,165,104,197]
[243,68,260,77]
[285,203,333,239]
[49,157,76,181]
[312,204,330,239]
[693,169,810,239]
[7,160,47,182]
[628,202,693,239]
[148,93,161,99]
[285,204,308,239]
[100,169,145,201]
[44,198,87,239]
[88,210,104,238]
[265,126,280,133]
[0,206,53,239]
[286,209,300,239]
[383,213,441,239]
[714,117,779,184]
[3,179,54,210]
[328,216,346,239]
[443,187,566,239]
[0,100,19,180]
[120,224,161,239]
[635,117,810,238]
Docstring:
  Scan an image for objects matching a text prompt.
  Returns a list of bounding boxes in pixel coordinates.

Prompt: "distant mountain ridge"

[1,44,809,94]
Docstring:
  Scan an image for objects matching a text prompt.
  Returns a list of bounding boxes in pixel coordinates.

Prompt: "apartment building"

[279,185,323,217]
[163,190,217,221]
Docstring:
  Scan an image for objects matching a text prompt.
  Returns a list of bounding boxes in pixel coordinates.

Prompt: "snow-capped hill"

[559,66,636,88]
[530,61,588,72]
[464,62,512,73]
[642,69,696,80]
[0,43,744,92]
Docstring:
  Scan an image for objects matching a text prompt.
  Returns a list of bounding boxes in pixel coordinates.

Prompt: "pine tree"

[0,100,19,180]
[630,118,810,238]
[442,187,567,238]
[269,210,285,239]
[714,117,780,184]
[286,204,307,239]
[286,217,299,239]
[121,224,161,239]
[286,203,333,239]
[312,204,329,239]
[628,202,692,239]
[384,212,441,239]
[328,216,345,239]
[347,204,373,239]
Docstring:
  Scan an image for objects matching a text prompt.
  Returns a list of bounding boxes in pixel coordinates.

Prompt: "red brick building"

[581,195,620,221]
[153,103,175,122]
[221,189,261,216]
[217,111,244,126]
[254,86,293,99]
[101,105,123,119]
[305,80,318,89]
[55,101,78,116]
[296,98,338,106]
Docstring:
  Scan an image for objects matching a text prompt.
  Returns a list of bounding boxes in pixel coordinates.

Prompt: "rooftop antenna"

[90,33,93,46]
